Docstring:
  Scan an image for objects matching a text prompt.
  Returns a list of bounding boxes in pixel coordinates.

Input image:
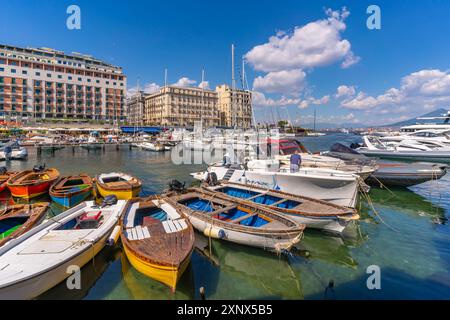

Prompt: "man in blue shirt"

[290,150,301,173]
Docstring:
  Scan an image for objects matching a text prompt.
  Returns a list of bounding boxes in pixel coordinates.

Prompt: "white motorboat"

[139,141,166,152]
[0,199,128,300]
[0,141,28,160]
[357,135,450,162]
[379,129,450,146]
[191,159,361,208]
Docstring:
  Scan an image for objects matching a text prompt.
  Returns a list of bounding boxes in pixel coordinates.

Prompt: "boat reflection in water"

[366,186,447,224]
[120,252,195,299]
[37,246,122,300]
[193,232,304,299]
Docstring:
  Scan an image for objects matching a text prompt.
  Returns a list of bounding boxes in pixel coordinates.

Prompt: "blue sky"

[1,0,450,127]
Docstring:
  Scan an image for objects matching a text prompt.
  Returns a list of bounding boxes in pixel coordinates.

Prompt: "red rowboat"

[7,168,60,199]
[0,170,16,193]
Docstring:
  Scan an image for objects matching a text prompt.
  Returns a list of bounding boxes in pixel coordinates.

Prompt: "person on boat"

[290,150,301,172]
[223,152,231,168]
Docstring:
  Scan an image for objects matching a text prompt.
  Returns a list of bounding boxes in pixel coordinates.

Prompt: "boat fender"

[203,227,226,239]
[106,225,121,246]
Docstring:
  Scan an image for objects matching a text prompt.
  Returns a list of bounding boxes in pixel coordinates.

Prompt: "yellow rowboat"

[95,172,142,200]
[120,197,194,291]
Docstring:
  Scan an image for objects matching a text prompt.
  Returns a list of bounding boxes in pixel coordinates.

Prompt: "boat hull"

[0,227,111,300]
[358,149,450,163]
[50,189,91,208]
[8,181,53,199]
[122,243,192,291]
[186,215,301,251]
[96,183,140,200]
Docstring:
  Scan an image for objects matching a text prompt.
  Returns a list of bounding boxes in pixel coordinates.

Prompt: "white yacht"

[398,111,450,133]
[379,129,450,145]
[357,135,450,162]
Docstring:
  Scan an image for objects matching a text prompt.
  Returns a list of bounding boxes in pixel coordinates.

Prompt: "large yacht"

[399,111,450,133]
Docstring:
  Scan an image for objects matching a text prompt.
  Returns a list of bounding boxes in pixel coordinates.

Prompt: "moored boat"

[7,166,60,199]
[121,196,195,291]
[95,172,142,200]
[0,168,15,193]
[0,203,49,247]
[49,174,93,208]
[164,187,305,252]
[0,198,128,300]
[202,182,359,234]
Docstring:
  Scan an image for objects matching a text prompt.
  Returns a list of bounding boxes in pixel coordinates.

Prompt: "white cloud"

[127,82,161,97]
[198,81,210,90]
[174,77,197,87]
[335,85,356,98]
[298,95,330,109]
[244,7,358,73]
[253,69,306,96]
[253,91,329,110]
[340,69,450,113]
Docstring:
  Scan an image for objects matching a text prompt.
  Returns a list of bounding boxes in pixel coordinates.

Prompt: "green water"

[3,133,450,300]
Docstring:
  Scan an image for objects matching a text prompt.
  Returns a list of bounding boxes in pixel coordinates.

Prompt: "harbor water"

[2,133,450,300]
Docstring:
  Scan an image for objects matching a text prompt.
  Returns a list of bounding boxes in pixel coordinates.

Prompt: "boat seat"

[162,218,188,234]
[152,200,181,220]
[125,202,139,229]
[125,226,151,241]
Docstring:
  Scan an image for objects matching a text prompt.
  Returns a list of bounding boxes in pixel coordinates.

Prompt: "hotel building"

[0,44,126,123]
[144,86,220,127]
[130,84,252,128]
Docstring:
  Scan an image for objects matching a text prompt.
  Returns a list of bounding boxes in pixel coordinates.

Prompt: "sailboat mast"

[314,108,316,132]
[201,69,204,128]
[231,44,236,128]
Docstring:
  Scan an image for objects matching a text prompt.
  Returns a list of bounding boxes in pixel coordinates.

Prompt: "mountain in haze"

[384,108,449,127]
[301,122,368,130]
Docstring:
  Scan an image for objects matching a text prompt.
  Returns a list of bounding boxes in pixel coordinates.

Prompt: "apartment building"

[0,44,126,123]
[126,90,148,126]
[216,84,252,128]
[133,85,252,128]
[144,86,220,127]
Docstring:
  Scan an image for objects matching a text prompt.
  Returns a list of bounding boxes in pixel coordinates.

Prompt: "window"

[68,76,72,80]
[58,75,62,79]
[87,79,91,82]
[11,69,16,73]
[106,81,109,85]
[78,77,82,81]
[36,72,41,76]
[47,73,51,78]
[96,80,100,84]
[0,67,3,72]
[22,70,27,75]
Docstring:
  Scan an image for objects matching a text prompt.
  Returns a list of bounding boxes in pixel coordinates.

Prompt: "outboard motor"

[205,172,218,186]
[101,195,118,207]
[168,179,186,192]
[33,164,46,172]
[0,167,7,175]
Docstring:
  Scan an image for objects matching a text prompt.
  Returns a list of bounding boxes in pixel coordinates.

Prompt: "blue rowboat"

[49,174,93,208]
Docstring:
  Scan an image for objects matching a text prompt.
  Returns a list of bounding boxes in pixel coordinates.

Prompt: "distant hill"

[384,108,448,127]
[301,122,368,130]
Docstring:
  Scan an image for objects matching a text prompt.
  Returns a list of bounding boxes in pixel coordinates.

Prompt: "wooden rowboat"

[7,167,60,199]
[163,188,305,252]
[202,182,359,234]
[49,174,93,208]
[0,199,128,299]
[0,203,49,247]
[121,196,194,292]
[95,172,142,200]
[0,169,16,193]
